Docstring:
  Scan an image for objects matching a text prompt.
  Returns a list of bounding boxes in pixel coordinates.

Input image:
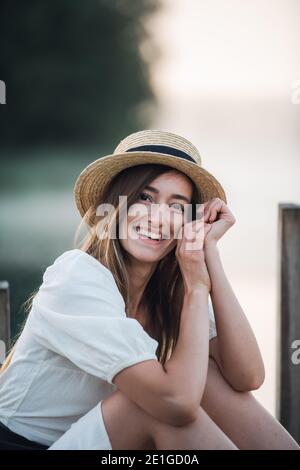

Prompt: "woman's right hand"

[175,218,212,294]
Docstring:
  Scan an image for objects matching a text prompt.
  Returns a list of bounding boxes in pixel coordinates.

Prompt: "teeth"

[135,226,162,240]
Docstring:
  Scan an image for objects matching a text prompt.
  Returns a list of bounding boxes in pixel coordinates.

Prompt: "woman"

[0,130,299,450]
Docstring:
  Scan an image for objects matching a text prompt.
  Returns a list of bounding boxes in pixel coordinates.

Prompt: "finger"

[203,198,220,221]
[204,222,212,234]
[196,202,209,219]
[191,219,205,234]
[183,220,201,240]
[206,200,223,223]
[177,219,202,247]
[204,200,218,222]
[183,221,205,250]
[181,216,208,245]
[209,203,221,222]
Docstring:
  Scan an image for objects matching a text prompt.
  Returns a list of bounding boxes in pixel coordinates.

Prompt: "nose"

[146,203,171,235]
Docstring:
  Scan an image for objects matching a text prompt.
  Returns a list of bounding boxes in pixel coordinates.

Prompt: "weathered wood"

[276,203,300,444]
[0,281,11,364]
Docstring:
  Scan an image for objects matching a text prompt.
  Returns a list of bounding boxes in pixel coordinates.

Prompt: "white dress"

[0,249,217,450]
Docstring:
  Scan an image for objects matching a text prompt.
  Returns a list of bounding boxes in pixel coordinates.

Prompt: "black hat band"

[125,144,196,164]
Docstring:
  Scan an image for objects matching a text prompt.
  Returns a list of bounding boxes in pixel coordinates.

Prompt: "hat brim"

[74,151,227,225]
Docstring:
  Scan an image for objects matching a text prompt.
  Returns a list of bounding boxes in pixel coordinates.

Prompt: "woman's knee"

[151,405,239,450]
[101,389,157,450]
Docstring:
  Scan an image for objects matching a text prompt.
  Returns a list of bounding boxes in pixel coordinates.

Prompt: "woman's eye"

[171,202,185,212]
[139,192,152,202]
[138,193,184,212]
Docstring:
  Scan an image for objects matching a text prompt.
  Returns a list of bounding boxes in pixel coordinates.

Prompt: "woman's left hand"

[200,197,236,245]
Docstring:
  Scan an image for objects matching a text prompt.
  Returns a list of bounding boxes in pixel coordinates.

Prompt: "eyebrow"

[144,185,191,203]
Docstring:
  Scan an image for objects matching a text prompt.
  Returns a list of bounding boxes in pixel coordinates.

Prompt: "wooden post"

[0,281,11,364]
[276,203,300,444]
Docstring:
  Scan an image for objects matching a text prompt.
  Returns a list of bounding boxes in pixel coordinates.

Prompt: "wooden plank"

[0,281,11,364]
[276,203,300,444]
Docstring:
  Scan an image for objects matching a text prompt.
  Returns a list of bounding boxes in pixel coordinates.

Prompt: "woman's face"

[119,171,193,263]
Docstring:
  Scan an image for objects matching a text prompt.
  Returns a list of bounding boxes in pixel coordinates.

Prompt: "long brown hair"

[0,164,202,373]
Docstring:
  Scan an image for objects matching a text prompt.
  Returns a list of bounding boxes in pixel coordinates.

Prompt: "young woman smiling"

[0,130,299,450]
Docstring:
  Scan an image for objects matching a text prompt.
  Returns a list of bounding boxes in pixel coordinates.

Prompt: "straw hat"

[74,129,227,226]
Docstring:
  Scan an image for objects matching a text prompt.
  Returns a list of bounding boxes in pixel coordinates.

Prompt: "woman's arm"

[204,240,265,392]
[113,285,211,424]
[163,285,211,411]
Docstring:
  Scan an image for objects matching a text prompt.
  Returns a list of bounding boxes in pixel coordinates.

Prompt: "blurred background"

[0,0,299,419]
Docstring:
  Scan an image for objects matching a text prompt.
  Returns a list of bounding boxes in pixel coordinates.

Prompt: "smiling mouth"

[133,225,168,244]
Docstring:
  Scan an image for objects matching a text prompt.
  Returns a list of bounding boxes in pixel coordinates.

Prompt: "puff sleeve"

[208,296,217,340]
[28,250,159,385]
